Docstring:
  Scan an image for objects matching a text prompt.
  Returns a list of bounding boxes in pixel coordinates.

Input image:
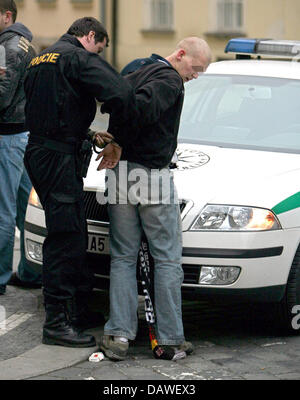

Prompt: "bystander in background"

[0,0,41,295]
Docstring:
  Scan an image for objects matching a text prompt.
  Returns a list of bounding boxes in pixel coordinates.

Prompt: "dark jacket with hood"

[0,23,35,134]
[110,58,185,169]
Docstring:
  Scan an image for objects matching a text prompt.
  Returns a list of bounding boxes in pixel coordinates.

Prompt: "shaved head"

[166,36,212,83]
[176,37,212,64]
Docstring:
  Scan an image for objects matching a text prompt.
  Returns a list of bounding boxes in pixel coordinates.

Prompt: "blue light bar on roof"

[225,38,257,54]
[225,38,300,58]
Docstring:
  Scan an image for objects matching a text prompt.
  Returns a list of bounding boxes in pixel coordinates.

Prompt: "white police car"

[24,39,300,332]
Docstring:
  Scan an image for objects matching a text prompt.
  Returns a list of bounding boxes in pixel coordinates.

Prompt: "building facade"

[16,0,300,71]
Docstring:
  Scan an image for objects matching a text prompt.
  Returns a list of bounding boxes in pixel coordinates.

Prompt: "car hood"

[172,143,300,223]
[85,142,300,226]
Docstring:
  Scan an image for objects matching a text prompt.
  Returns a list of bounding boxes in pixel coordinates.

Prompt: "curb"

[0,328,103,380]
[0,286,108,380]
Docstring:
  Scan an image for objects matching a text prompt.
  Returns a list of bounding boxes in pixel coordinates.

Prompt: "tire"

[275,246,300,334]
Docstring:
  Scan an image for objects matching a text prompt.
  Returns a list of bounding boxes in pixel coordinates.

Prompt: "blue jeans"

[0,132,41,293]
[104,162,185,345]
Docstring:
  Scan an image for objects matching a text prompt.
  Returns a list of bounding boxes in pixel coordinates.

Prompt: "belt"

[28,135,78,154]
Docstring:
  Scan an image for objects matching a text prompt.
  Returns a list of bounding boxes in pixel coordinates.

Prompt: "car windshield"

[178,74,300,154]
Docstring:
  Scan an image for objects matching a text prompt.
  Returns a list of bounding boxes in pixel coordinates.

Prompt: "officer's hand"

[0,67,6,77]
[94,131,114,149]
[96,142,122,170]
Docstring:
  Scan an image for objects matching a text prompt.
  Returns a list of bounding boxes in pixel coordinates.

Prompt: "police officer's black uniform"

[24,33,135,347]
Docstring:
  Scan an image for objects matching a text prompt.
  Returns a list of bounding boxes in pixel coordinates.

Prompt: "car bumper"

[24,205,299,303]
[181,228,299,290]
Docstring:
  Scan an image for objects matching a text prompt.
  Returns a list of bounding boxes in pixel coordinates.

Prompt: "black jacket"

[111,61,184,169]
[24,34,135,143]
[0,23,35,134]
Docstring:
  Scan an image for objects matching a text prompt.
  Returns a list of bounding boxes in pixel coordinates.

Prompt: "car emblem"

[172,148,210,170]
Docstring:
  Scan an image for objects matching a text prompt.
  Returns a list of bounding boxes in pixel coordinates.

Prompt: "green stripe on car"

[272,192,300,215]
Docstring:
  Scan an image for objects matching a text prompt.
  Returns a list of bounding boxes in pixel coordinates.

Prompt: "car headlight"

[26,239,43,262]
[28,188,43,209]
[190,204,281,231]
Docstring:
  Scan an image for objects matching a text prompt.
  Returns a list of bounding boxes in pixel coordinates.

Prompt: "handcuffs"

[87,129,121,154]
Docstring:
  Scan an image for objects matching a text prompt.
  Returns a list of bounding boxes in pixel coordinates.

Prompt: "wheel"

[275,246,300,334]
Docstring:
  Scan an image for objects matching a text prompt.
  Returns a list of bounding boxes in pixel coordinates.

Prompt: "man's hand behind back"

[94,131,114,149]
[96,142,122,170]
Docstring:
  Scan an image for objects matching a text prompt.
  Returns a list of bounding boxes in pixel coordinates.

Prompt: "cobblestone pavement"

[29,299,300,381]
[2,281,300,381]
[3,165,300,382]
[0,286,44,361]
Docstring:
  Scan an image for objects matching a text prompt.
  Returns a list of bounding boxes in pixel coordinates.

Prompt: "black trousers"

[24,143,93,305]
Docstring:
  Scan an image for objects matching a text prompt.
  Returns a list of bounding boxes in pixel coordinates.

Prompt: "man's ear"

[4,10,13,24]
[176,49,186,61]
[87,31,95,42]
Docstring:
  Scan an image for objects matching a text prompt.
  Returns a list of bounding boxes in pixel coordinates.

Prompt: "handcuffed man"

[97,37,212,360]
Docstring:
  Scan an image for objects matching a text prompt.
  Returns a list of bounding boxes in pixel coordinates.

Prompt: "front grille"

[89,254,200,285]
[84,191,187,224]
[182,264,201,284]
[84,191,109,222]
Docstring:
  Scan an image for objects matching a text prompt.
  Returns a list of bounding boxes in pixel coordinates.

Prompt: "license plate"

[87,234,109,255]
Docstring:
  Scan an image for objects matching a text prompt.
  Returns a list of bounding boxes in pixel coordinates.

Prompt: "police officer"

[24,17,136,348]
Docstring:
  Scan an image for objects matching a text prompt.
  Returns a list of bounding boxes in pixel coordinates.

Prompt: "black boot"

[66,294,106,331]
[42,303,96,348]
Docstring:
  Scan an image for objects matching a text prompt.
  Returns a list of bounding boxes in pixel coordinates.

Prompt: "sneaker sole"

[99,345,127,361]
[172,351,187,360]
[42,336,96,348]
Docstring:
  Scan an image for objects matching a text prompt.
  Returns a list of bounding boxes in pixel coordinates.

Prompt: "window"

[143,0,174,31]
[179,75,300,153]
[217,0,244,32]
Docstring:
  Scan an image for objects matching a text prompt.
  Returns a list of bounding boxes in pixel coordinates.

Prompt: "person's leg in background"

[7,132,42,288]
[0,133,28,294]
[14,167,42,284]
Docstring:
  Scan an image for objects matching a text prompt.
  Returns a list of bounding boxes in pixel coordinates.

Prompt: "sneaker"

[99,335,129,361]
[178,341,194,355]
[0,285,5,295]
[7,272,42,289]
[162,341,194,360]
